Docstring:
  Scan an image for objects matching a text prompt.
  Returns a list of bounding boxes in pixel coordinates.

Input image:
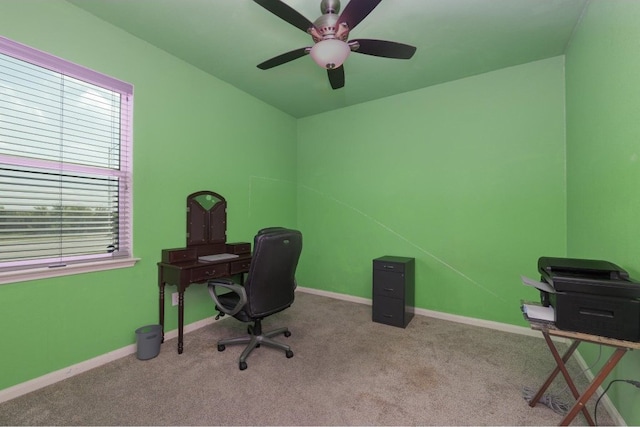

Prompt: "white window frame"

[0,37,138,285]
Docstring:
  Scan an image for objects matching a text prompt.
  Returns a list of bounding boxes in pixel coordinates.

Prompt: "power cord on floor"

[594,379,640,426]
[522,386,570,415]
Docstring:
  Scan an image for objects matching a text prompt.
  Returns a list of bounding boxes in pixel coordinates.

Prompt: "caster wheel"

[239,361,247,370]
[286,350,294,358]
[217,344,225,352]
[256,344,261,348]
[284,331,291,337]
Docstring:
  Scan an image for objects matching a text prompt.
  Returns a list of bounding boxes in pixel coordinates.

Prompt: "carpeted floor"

[0,291,615,425]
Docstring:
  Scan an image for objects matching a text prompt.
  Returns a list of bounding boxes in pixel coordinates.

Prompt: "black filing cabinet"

[372,256,415,328]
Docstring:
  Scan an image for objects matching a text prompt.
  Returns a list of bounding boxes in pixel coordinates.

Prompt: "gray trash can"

[135,324,162,360]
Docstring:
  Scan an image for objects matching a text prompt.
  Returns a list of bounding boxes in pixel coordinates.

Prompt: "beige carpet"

[0,292,615,425]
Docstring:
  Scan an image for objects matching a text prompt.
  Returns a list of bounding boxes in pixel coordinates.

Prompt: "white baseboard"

[0,343,137,404]
[0,287,628,426]
[297,286,539,337]
[0,316,217,404]
[297,286,371,305]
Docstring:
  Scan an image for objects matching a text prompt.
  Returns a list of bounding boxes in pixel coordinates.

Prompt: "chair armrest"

[207,279,247,317]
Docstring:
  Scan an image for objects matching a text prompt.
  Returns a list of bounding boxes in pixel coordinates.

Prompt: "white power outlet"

[171,292,179,306]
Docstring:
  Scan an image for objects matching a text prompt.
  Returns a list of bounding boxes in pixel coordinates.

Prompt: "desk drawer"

[373,259,406,273]
[230,259,251,274]
[190,264,229,283]
[373,270,405,299]
[162,248,197,263]
[226,242,251,255]
[372,296,405,328]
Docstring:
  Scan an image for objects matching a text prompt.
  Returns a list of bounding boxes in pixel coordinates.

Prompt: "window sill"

[0,258,141,285]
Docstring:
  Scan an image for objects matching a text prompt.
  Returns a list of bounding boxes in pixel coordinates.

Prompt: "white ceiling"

[67,0,588,118]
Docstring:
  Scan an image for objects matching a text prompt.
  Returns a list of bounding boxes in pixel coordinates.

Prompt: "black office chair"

[208,228,302,370]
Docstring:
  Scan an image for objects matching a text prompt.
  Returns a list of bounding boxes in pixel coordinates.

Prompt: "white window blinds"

[0,37,133,270]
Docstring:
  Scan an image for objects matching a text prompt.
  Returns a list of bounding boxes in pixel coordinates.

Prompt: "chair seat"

[216,291,251,322]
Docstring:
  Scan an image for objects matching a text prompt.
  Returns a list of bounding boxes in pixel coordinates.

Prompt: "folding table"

[527,319,640,425]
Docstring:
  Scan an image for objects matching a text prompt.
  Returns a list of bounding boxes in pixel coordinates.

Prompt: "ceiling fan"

[254,0,417,90]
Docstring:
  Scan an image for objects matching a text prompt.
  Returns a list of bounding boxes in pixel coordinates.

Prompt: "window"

[0,36,135,284]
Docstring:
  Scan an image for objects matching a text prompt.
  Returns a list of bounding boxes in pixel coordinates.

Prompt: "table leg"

[529,339,580,407]
[178,290,185,354]
[541,333,595,426]
[560,348,627,426]
[158,266,165,343]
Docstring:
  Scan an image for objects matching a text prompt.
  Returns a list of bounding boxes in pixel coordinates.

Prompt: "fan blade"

[257,48,309,70]
[327,66,345,90]
[253,0,315,33]
[350,39,417,59]
[336,0,382,31]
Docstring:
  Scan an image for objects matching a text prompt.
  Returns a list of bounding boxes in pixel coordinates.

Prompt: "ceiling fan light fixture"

[310,39,350,70]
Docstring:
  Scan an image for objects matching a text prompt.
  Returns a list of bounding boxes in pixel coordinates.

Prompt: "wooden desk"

[527,320,640,425]
[158,190,251,354]
[158,252,251,354]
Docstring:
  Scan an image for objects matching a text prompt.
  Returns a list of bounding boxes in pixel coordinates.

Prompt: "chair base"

[218,322,293,370]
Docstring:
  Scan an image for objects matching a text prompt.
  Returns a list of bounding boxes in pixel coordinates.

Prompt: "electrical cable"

[553,343,603,396]
[522,386,570,415]
[594,379,640,426]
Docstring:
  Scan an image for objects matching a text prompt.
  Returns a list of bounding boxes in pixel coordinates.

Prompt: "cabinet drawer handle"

[383,314,393,318]
[383,265,395,269]
[384,288,394,292]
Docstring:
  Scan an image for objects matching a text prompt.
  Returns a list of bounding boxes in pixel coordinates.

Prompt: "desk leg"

[560,348,627,426]
[178,290,185,354]
[529,339,580,407]
[158,266,165,343]
[541,333,595,426]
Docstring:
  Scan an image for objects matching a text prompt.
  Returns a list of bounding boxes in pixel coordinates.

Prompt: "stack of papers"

[522,303,555,322]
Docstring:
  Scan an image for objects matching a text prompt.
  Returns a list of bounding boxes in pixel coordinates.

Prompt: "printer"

[538,257,640,342]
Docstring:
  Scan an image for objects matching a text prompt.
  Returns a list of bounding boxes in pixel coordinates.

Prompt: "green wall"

[2,1,636,423]
[565,0,640,424]
[297,57,567,325]
[0,0,297,390]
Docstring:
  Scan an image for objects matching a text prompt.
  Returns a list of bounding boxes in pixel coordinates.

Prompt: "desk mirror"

[186,191,226,246]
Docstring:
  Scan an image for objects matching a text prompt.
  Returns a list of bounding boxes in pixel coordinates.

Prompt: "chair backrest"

[244,228,302,319]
